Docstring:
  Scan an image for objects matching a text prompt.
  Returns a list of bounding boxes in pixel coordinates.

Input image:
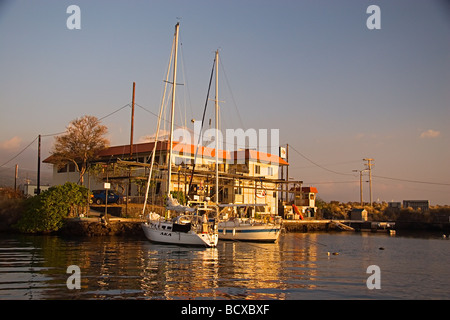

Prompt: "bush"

[0,188,26,232]
[15,182,89,233]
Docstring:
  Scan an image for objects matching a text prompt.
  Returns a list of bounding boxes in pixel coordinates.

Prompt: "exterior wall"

[47,145,284,215]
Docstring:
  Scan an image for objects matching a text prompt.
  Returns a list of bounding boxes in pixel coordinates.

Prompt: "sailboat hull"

[218,222,281,242]
[142,222,218,247]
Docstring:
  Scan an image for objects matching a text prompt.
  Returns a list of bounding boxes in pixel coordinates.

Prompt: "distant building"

[284,186,318,219]
[350,208,368,221]
[388,202,402,209]
[20,184,50,197]
[403,200,429,211]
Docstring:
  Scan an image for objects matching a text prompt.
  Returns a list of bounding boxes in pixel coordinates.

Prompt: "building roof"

[301,187,318,193]
[44,140,289,166]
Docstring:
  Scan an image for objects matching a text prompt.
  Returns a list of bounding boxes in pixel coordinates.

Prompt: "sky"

[0,0,449,204]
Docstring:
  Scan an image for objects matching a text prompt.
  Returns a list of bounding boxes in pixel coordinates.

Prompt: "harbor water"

[0,232,449,300]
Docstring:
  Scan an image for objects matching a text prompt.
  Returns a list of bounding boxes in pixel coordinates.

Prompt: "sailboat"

[141,23,218,247]
[218,204,282,242]
[207,50,283,243]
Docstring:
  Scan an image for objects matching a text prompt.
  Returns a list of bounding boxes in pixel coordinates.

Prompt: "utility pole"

[130,82,135,157]
[127,81,136,216]
[14,164,18,192]
[363,158,374,206]
[37,134,41,195]
[353,169,368,206]
[285,143,289,202]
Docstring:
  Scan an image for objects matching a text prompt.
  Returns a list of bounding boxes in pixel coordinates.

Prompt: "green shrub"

[0,189,26,232]
[15,182,89,233]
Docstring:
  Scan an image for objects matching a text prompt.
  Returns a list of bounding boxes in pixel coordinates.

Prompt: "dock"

[283,219,395,233]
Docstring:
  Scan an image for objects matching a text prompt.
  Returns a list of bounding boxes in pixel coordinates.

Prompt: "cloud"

[0,136,22,150]
[420,129,440,139]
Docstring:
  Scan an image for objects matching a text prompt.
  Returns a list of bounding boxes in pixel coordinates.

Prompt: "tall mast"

[215,49,219,204]
[167,22,180,196]
[141,27,175,216]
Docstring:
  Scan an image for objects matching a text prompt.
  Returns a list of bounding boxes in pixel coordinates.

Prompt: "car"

[90,190,123,205]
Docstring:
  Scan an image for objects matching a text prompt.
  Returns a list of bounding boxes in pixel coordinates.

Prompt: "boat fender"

[232,228,236,236]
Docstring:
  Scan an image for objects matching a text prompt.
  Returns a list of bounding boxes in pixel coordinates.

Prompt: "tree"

[51,115,109,184]
[15,182,89,233]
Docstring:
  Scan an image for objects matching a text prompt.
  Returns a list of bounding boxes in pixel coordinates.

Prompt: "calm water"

[0,231,449,300]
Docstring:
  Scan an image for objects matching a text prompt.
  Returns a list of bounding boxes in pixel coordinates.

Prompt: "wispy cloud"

[0,136,22,150]
[420,129,440,139]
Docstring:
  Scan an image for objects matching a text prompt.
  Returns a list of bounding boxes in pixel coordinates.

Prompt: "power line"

[288,144,353,176]
[0,136,38,169]
[303,181,357,185]
[99,103,130,121]
[0,103,132,170]
[288,144,450,187]
[373,175,450,186]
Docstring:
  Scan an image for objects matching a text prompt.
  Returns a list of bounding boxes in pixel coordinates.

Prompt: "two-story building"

[43,140,296,215]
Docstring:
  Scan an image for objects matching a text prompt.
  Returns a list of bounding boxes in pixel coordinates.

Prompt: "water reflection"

[0,233,449,299]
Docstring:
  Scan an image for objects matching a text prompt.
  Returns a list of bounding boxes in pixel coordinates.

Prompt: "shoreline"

[54,218,450,237]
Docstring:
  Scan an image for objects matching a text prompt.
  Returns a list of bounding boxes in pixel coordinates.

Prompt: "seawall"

[59,218,340,237]
[57,218,449,237]
[59,218,145,237]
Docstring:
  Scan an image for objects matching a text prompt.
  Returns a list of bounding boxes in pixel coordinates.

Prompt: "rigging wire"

[218,54,245,130]
[187,53,217,194]
[179,41,194,124]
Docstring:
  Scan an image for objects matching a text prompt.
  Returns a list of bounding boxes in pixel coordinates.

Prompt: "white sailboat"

[208,50,283,243]
[141,23,218,248]
[218,204,282,242]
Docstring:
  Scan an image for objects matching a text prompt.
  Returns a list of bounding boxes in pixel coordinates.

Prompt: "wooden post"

[37,134,41,195]
[14,164,18,191]
[285,143,289,202]
[130,82,135,156]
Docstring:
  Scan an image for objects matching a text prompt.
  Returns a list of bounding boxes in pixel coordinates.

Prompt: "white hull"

[218,219,281,242]
[142,221,218,247]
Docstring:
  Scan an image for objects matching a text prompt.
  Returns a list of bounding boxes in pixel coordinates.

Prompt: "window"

[255,165,260,174]
[267,167,273,176]
[68,163,76,172]
[235,187,243,195]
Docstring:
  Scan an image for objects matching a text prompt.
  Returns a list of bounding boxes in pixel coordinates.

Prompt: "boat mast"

[167,22,180,196]
[215,49,219,205]
[141,26,175,216]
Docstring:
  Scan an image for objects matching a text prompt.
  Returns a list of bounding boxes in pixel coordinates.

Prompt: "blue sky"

[1,0,449,204]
